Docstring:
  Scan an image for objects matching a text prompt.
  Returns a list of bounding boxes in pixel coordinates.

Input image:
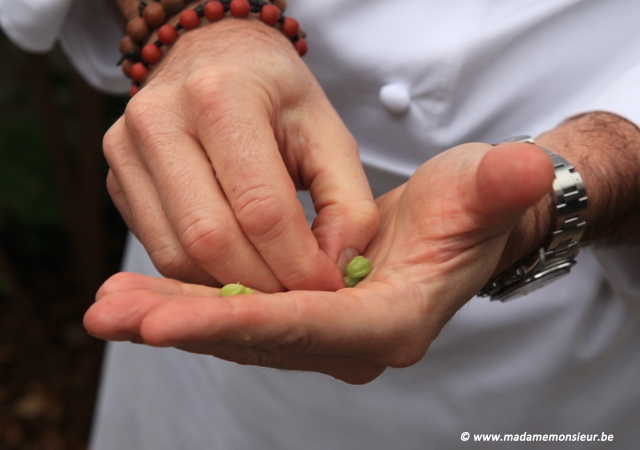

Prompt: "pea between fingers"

[220,283,254,296]
[344,256,371,287]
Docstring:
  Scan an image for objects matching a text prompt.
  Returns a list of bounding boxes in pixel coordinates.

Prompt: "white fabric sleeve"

[574,59,640,128]
[0,0,73,52]
[0,0,129,94]
[58,0,129,94]
[595,246,640,312]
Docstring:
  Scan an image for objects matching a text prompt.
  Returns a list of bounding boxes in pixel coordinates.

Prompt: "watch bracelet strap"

[478,138,588,298]
[544,147,588,257]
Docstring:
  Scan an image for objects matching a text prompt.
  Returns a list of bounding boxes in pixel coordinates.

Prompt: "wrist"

[536,112,640,245]
[480,137,588,300]
[119,1,307,95]
[494,194,552,277]
[482,111,640,300]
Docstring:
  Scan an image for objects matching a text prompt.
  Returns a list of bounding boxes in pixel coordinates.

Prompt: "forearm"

[497,111,640,274]
[536,112,640,245]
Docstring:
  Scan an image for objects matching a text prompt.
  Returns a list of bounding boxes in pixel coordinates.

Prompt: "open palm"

[85,142,554,384]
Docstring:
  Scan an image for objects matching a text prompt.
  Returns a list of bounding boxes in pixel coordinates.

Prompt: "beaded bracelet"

[119,0,307,97]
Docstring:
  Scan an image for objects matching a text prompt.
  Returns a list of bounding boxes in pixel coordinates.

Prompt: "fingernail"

[338,247,360,275]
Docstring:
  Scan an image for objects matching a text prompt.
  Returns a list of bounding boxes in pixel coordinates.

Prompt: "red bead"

[129,85,140,97]
[131,63,149,83]
[127,17,150,43]
[204,1,225,21]
[281,17,299,38]
[179,9,200,30]
[158,24,178,45]
[260,4,280,25]
[142,43,162,64]
[143,2,166,29]
[230,0,250,18]
[294,38,307,57]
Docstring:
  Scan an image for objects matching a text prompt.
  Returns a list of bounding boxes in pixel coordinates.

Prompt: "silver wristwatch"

[478,136,588,302]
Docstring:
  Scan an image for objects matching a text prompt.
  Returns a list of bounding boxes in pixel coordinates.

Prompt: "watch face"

[492,262,575,302]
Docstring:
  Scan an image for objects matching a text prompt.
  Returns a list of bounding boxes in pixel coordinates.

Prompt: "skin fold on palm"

[85,142,554,384]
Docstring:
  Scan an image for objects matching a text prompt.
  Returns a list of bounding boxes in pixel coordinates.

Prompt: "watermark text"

[461,432,614,443]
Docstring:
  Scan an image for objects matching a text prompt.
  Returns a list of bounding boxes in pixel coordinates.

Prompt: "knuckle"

[105,171,120,197]
[146,239,192,279]
[150,251,190,280]
[184,67,263,137]
[278,259,324,290]
[234,186,288,240]
[339,199,380,242]
[356,200,381,236]
[123,95,156,134]
[177,209,236,264]
[123,96,179,152]
[185,67,241,114]
[102,123,129,167]
[124,89,158,118]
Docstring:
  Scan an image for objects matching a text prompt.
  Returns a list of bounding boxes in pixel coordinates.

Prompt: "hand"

[85,142,554,384]
[104,17,378,292]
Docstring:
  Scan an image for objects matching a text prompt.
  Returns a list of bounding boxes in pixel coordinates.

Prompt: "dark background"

[0,33,129,449]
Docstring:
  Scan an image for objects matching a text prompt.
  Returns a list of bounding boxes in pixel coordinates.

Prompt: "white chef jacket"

[3,0,640,449]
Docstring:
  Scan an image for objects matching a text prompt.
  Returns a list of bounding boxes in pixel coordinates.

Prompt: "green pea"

[220,283,254,296]
[344,275,361,287]
[346,255,371,279]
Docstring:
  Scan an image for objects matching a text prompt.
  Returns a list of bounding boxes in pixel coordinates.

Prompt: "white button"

[379,83,411,115]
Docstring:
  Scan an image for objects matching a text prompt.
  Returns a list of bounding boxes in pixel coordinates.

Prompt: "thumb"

[472,142,555,232]
[473,142,557,276]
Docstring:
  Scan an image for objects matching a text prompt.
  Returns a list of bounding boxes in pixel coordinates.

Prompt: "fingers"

[107,61,375,291]
[105,171,132,228]
[87,275,430,370]
[295,102,380,271]
[191,80,344,291]
[104,118,217,285]
[84,289,165,341]
[88,274,389,383]
[140,288,428,368]
[88,272,225,339]
[88,279,388,383]
[96,272,221,299]
[115,93,286,292]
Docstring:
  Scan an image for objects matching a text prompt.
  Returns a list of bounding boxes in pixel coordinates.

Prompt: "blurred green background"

[0,32,129,449]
